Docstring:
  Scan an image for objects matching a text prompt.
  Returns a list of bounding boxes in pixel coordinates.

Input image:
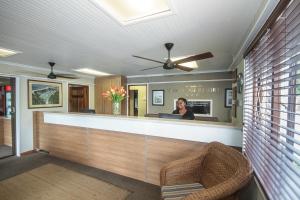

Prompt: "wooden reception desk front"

[33,112,242,185]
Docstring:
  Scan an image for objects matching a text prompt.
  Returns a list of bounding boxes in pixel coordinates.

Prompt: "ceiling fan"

[133,43,213,72]
[47,62,78,79]
[14,62,79,79]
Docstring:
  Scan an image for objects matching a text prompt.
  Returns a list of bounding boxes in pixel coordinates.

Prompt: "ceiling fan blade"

[133,55,165,64]
[56,74,79,79]
[173,52,213,64]
[140,66,162,71]
[14,70,47,77]
[175,65,194,72]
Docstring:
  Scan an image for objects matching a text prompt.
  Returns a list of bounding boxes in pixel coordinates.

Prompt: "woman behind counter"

[172,97,195,120]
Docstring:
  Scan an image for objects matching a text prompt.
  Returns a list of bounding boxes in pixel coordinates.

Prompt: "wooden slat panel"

[36,112,88,163]
[0,117,3,145]
[32,112,39,149]
[33,111,206,185]
[3,118,12,146]
[145,136,205,185]
[87,129,146,182]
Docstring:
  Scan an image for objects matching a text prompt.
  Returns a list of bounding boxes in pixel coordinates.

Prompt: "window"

[243,0,300,199]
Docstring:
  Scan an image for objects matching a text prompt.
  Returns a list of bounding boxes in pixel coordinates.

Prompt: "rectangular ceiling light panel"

[91,0,173,25]
[0,47,21,58]
[74,68,111,76]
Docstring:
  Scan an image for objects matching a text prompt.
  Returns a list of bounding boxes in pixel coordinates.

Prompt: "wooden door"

[68,85,89,112]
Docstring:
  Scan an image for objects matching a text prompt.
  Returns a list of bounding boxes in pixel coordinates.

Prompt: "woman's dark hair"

[177,97,187,105]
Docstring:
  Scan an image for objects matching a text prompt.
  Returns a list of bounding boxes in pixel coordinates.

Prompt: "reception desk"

[33,112,242,185]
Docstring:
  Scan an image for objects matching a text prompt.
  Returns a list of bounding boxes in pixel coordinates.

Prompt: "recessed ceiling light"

[90,0,173,25]
[74,68,111,76]
[0,47,21,58]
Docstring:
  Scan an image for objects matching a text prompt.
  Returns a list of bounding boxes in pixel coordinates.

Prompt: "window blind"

[243,1,300,200]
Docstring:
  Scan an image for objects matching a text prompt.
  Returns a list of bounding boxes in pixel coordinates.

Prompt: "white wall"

[18,76,95,153]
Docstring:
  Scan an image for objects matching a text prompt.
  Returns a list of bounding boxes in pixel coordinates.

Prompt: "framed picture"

[28,80,63,109]
[152,90,164,106]
[225,88,233,108]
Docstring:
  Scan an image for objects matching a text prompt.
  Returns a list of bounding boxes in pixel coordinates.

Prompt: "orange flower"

[102,86,126,103]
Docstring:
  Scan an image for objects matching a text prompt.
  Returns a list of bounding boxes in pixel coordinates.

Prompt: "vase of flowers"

[112,101,121,115]
[102,86,126,115]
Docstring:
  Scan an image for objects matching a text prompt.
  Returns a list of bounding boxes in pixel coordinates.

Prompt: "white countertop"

[43,112,243,147]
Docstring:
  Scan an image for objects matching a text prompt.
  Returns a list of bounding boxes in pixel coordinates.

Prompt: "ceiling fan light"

[179,61,198,69]
[164,56,199,69]
[47,72,57,79]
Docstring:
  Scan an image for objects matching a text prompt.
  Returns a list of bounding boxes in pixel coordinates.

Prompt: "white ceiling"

[0,0,267,77]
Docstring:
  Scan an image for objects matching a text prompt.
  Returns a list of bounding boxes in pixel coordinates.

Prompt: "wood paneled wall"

[0,117,12,146]
[0,119,3,145]
[33,112,205,185]
[94,75,126,115]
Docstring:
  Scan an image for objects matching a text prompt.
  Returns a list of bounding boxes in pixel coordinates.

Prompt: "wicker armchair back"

[160,142,252,200]
[199,142,249,188]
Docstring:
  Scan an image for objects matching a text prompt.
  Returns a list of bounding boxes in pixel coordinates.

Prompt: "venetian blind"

[243,0,300,200]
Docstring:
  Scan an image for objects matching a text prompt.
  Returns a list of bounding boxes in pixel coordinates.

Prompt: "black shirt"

[172,109,195,120]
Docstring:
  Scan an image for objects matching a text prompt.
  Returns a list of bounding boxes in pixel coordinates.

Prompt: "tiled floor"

[0,152,161,200]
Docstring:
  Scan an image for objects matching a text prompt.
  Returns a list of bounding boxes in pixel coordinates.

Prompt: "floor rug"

[0,163,130,200]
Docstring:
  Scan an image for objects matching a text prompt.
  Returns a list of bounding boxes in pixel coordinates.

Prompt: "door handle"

[10,106,15,114]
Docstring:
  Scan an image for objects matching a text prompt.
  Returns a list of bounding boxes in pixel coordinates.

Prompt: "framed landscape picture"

[28,80,63,109]
[152,90,164,106]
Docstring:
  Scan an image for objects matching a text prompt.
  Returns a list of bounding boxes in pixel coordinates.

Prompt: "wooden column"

[94,75,127,115]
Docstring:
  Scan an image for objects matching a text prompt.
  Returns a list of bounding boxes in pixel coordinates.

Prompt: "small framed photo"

[28,80,63,109]
[225,88,232,108]
[152,90,164,106]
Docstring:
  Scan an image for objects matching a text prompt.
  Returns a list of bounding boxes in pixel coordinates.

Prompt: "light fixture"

[164,56,199,69]
[90,0,173,25]
[74,68,111,76]
[0,47,21,58]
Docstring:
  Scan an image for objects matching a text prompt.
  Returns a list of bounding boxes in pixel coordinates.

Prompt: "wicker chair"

[160,142,252,200]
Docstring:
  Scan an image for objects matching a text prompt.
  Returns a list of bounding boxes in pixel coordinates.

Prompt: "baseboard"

[20,150,37,156]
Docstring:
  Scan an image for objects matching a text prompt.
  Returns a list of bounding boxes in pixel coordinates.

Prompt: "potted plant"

[102,86,126,115]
